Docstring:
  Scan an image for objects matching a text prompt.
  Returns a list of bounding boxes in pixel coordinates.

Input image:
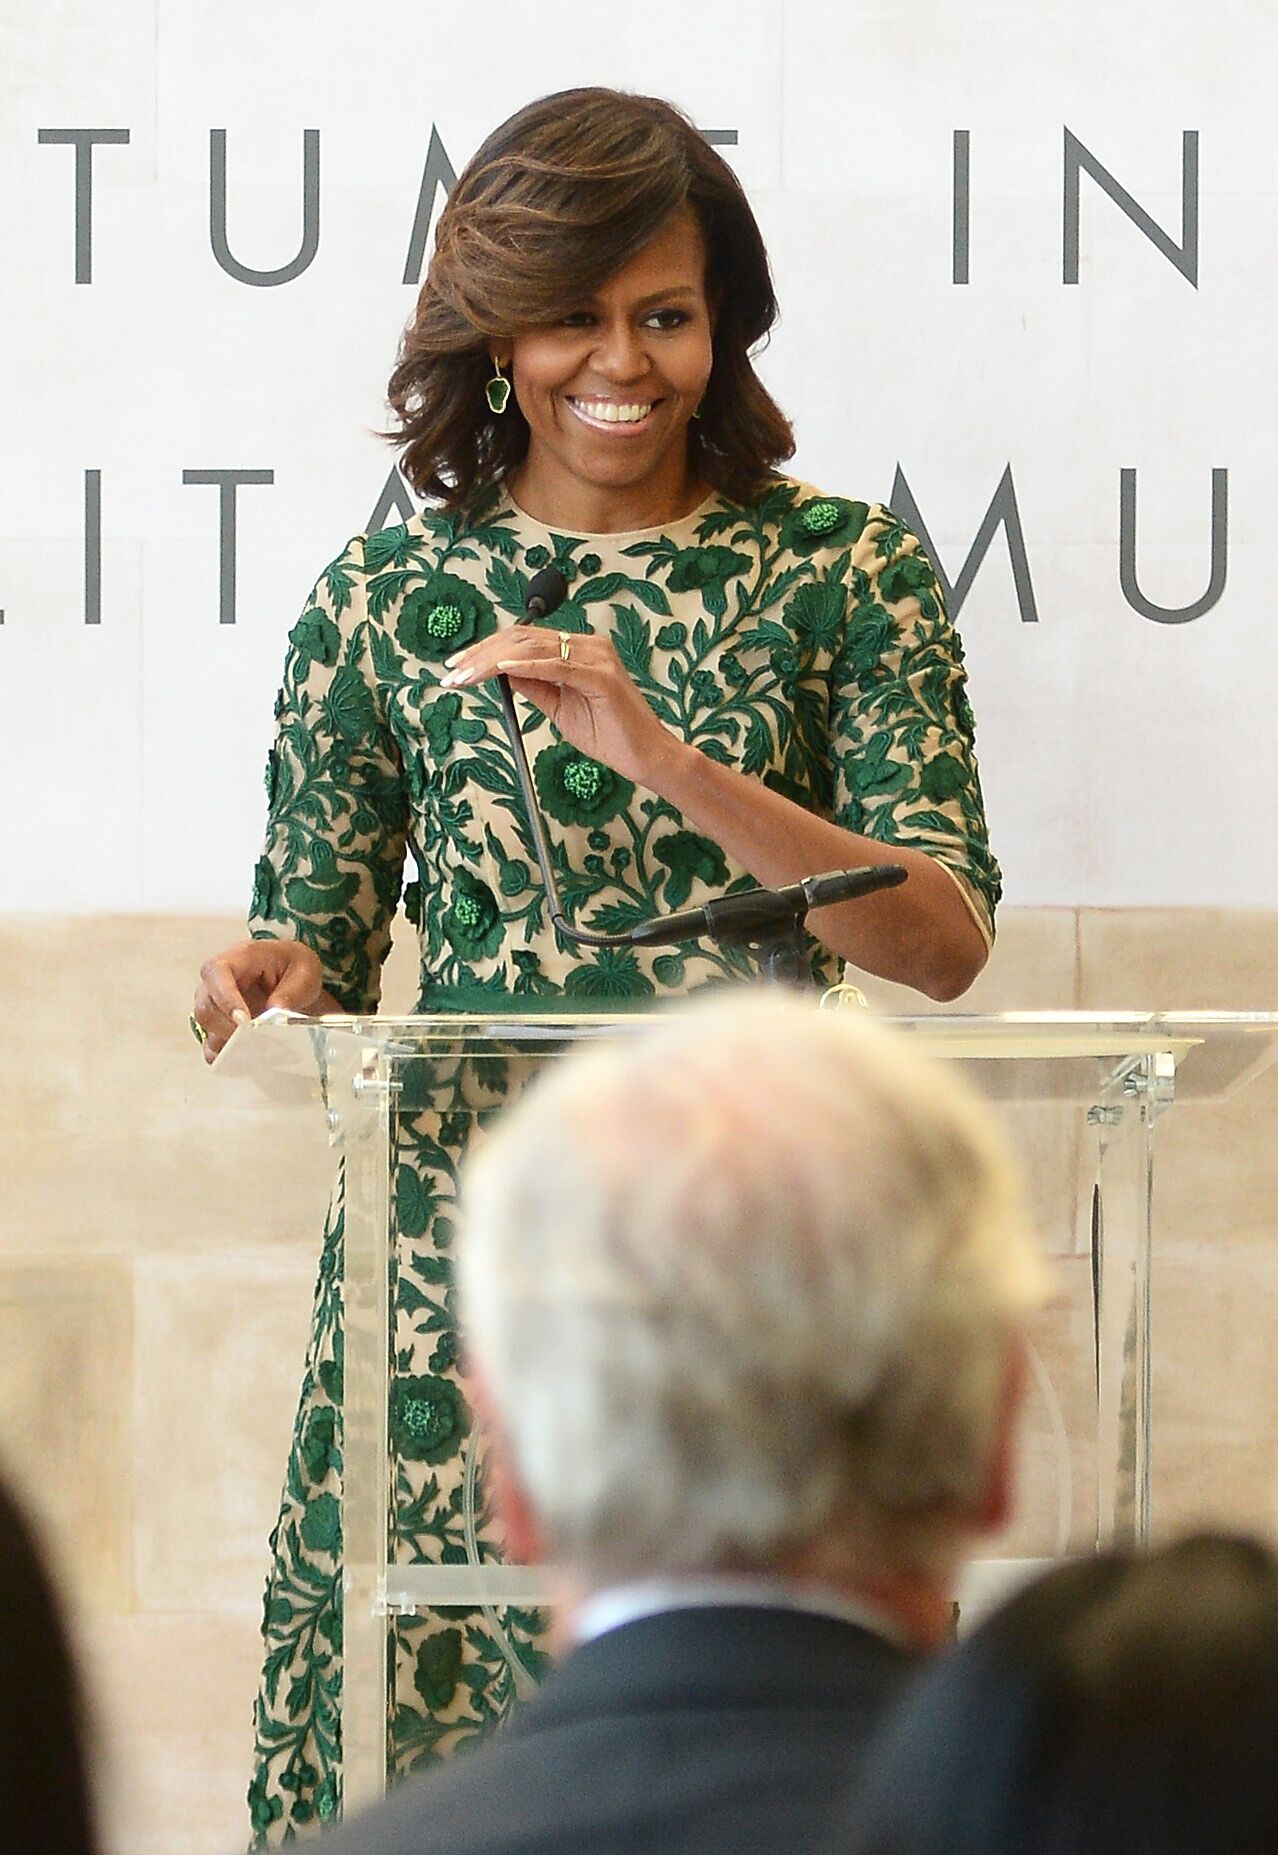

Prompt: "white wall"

[4,0,1274,913]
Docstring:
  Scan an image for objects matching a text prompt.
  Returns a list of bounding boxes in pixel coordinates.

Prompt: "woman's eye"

[644,308,691,331]
[559,311,595,328]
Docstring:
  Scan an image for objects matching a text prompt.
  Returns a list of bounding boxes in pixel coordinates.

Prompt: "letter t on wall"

[38,129,131,283]
[182,470,275,624]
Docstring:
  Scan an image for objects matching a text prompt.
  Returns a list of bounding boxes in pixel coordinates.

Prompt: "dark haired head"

[387,88,794,508]
[845,1534,1278,1855]
[0,1475,99,1855]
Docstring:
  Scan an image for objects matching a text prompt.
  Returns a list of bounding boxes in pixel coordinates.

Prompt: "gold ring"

[559,631,571,663]
[188,1012,209,1048]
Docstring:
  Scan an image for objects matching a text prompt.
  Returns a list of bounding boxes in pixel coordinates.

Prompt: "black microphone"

[628,865,908,950]
[519,566,569,624]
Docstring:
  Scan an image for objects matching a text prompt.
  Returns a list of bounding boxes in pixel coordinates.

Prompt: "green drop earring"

[485,357,512,416]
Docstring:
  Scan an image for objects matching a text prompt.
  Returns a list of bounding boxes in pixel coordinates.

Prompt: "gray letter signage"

[1064,128,1199,287]
[210,130,320,286]
[889,464,1040,624]
[182,469,275,623]
[38,129,131,283]
[1119,468,1227,623]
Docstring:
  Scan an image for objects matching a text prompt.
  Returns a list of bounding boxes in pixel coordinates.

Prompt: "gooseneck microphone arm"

[494,568,620,948]
[493,567,909,985]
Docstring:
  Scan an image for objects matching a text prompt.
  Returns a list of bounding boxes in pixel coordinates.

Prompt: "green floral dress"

[244,476,1000,1842]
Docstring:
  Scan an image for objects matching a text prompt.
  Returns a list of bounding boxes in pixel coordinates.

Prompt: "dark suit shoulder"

[320,1607,919,1855]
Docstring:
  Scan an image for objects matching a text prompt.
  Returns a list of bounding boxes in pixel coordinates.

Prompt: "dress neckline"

[495,482,725,543]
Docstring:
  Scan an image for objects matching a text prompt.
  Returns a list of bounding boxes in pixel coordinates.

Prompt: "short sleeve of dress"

[247,535,409,1013]
[830,507,1002,945]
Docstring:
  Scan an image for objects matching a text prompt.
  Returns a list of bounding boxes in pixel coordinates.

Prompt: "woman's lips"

[566,396,661,434]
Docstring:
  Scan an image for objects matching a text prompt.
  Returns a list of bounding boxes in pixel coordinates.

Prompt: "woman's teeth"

[569,398,655,427]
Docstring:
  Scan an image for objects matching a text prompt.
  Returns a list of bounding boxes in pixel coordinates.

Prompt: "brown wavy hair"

[386,88,794,510]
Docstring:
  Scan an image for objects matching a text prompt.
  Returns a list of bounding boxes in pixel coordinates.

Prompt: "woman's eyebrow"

[630,284,700,310]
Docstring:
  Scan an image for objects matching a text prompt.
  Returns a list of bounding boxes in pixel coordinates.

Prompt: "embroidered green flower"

[364,522,415,573]
[785,497,869,555]
[300,1407,340,1484]
[250,855,279,920]
[347,760,406,836]
[534,741,634,826]
[920,752,969,803]
[666,545,751,597]
[563,947,656,999]
[300,1492,341,1554]
[283,840,360,915]
[414,1628,464,1711]
[442,869,504,960]
[849,731,913,798]
[288,605,341,674]
[524,544,551,569]
[396,1164,435,1239]
[323,665,379,744]
[512,948,557,996]
[785,579,847,650]
[497,857,531,896]
[422,691,486,759]
[877,551,942,617]
[247,1772,285,1835]
[430,1330,459,1373]
[397,572,497,661]
[390,1374,469,1464]
[653,830,730,908]
[318,1329,343,1405]
[846,602,901,677]
[579,551,602,575]
[405,751,433,810]
[316,1596,341,1654]
[655,621,688,649]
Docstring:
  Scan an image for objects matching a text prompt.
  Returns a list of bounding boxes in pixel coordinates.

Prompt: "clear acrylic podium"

[217,1006,1278,1808]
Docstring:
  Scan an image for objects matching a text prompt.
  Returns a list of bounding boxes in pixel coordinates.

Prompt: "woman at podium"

[190,88,1000,1843]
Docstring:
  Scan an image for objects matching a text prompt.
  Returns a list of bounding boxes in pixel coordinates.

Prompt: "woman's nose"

[592,322,647,383]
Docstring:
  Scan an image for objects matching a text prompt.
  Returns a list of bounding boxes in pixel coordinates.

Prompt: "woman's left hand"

[440,628,684,789]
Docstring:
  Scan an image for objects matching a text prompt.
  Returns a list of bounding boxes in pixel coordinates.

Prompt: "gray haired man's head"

[459,992,1046,1588]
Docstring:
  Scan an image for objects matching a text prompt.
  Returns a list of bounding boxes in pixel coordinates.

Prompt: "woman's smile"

[565,394,661,433]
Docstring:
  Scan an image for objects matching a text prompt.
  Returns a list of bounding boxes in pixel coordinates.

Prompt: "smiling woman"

[190,86,1002,1844]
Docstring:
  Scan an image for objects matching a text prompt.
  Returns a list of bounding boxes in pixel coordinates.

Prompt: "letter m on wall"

[889,466,1039,625]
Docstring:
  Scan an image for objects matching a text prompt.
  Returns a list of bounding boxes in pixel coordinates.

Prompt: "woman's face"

[499,208,715,528]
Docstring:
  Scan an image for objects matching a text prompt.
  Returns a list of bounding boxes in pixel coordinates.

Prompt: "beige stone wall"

[1,909,1276,1854]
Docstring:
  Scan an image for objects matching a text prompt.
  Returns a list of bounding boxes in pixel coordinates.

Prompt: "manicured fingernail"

[231,1008,250,1026]
[444,651,464,668]
[440,668,473,687]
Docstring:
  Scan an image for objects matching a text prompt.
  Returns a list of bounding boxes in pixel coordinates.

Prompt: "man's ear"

[972,1340,1028,1536]
[466,1363,544,1565]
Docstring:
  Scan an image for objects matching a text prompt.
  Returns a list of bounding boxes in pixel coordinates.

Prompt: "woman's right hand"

[192,938,327,1064]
